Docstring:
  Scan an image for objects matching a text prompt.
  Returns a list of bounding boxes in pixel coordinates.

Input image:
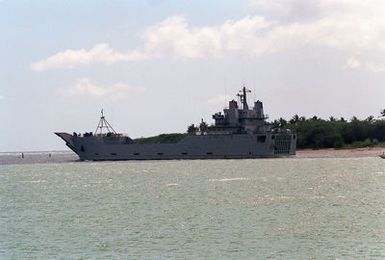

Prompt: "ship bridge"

[211,87,270,134]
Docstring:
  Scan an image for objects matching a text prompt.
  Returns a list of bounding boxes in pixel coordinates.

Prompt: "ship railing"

[239,114,269,120]
[95,133,127,138]
[272,128,293,133]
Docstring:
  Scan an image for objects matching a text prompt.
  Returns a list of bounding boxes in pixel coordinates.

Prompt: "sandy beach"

[296,146,385,158]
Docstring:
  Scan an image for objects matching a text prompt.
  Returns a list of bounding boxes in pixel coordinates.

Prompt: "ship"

[55,87,296,160]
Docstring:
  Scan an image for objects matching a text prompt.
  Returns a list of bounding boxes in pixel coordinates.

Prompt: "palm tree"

[366,115,374,122]
[272,120,280,129]
[380,109,385,117]
[289,114,300,125]
[279,117,287,128]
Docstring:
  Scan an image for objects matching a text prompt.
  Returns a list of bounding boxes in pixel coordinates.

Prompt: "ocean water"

[1,154,385,258]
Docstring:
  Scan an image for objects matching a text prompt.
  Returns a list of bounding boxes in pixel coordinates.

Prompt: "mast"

[237,85,251,110]
[94,109,117,135]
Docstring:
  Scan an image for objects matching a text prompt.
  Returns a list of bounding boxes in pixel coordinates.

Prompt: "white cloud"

[32,2,385,71]
[346,57,361,69]
[365,62,385,73]
[58,78,145,99]
[142,15,270,58]
[346,57,385,72]
[30,15,270,70]
[31,43,146,71]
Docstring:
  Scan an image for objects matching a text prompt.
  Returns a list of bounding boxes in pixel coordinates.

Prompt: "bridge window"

[257,135,266,142]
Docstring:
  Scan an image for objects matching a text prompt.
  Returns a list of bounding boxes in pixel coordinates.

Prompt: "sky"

[2,0,385,152]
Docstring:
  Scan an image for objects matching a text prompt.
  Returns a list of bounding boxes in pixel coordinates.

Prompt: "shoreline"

[1,147,384,165]
[296,146,385,158]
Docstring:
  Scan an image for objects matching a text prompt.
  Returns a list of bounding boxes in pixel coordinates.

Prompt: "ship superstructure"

[210,87,270,134]
[56,87,296,160]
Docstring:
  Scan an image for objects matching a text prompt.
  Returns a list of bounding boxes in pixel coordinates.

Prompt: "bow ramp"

[55,132,77,153]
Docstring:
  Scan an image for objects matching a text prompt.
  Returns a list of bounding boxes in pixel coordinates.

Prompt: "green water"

[1,158,385,258]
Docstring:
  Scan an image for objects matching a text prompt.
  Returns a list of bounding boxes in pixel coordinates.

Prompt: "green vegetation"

[134,133,187,144]
[272,115,385,149]
[134,113,385,149]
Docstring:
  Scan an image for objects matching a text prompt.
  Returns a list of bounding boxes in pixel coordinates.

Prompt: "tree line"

[272,112,385,149]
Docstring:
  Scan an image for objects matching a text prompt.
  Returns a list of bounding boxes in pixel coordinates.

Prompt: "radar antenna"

[94,109,117,135]
[237,85,251,110]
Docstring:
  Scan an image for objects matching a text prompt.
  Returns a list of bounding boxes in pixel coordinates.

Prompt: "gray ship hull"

[56,87,297,161]
[56,132,296,161]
